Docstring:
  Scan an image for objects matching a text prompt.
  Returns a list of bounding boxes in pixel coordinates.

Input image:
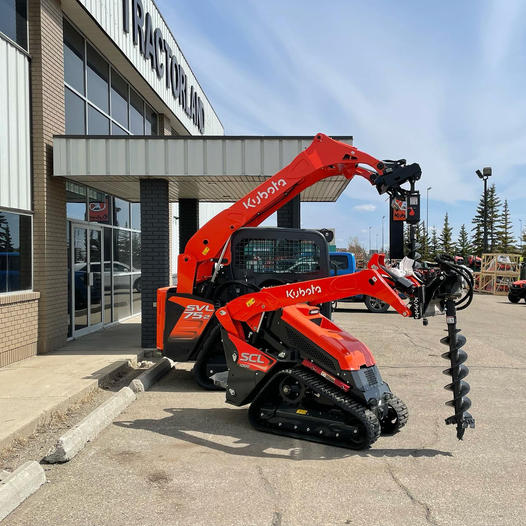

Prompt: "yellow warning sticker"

[296,409,308,415]
[246,298,255,307]
[202,246,210,255]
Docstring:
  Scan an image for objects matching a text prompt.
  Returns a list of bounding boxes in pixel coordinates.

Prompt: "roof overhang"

[53,135,353,202]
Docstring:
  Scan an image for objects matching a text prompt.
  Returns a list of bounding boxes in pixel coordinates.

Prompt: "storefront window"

[113,198,130,228]
[63,19,157,137]
[86,44,109,113]
[65,88,86,135]
[145,105,157,135]
[132,232,141,270]
[103,227,113,323]
[111,71,128,129]
[111,123,128,135]
[88,105,110,135]
[131,203,141,230]
[129,89,144,135]
[63,19,84,94]
[114,230,131,271]
[0,210,32,293]
[0,0,27,50]
[66,181,87,221]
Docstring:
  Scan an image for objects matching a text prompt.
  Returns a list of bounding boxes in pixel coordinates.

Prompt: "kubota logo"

[242,179,287,209]
[285,284,322,299]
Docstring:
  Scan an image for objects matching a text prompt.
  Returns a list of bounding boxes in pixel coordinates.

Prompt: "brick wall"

[140,179,170,348]
[0,293,40,367]
[28,0,68,354]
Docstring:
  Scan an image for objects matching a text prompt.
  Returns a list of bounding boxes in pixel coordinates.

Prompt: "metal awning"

[53,135,353,202]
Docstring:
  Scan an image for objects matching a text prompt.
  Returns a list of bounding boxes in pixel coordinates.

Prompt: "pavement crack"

[386,463,438,526]
[257,465,282,524]
[401,331,436,352]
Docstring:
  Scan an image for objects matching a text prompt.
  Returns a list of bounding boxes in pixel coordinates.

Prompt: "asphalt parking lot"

[4,294,525,526]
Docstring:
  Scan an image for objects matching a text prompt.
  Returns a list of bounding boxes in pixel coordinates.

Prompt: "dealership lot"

[4,294,525,526]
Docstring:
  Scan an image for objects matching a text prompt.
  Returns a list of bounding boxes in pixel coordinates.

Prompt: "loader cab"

[226,227,330,288]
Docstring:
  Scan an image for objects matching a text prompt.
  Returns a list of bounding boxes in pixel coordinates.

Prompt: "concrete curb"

[43,358,175,464]
[0,351,144,454]
[0,461,46,521]
[44,387,136,463]
[129,357,175,393]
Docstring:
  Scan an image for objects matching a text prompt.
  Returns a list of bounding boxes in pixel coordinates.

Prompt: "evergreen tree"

[471,183,501,254]
[457,224,472,259]
[496,200,516,253]
[487,185,502,251]
[0,213,14,251]
[416,221,431,260]
[471,222,483,256]
[430,226,439,260]
[439,213,455,255]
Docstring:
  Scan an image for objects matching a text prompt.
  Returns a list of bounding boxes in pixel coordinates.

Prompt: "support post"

[277,195,301,228]
[140,179,170,348]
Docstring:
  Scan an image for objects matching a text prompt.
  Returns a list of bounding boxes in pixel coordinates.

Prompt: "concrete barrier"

[44,386,136,463]
[0,461,46,521]
[129,357,174,393]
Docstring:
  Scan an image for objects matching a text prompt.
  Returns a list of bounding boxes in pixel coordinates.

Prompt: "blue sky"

[159,0,526,250]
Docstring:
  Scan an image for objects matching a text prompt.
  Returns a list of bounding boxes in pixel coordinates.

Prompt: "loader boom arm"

[177,133,390,294]
[216,254,421,338]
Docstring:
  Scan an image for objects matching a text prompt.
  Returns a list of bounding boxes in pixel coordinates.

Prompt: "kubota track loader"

[157,134,475,449]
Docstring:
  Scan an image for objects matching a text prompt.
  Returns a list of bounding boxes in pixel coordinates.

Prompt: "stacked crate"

[473,253,521,295]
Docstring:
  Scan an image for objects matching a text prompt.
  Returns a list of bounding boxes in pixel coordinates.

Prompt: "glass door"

[71,223,103,337]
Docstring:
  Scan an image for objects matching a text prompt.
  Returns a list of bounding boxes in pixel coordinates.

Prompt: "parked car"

[329,252,390,313]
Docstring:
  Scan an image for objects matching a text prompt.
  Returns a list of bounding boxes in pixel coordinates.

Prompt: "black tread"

[380,393,409,435]
[192,324,226,391]
[249,367,381,450]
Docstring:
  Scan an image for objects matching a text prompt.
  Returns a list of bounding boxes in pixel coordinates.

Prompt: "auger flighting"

[431,255,476,440]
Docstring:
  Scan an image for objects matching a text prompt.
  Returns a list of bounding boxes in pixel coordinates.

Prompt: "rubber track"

[249,367,381,449]
[381,393,409,434]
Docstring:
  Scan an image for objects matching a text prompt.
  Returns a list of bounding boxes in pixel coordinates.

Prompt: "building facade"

[0,0,223,366]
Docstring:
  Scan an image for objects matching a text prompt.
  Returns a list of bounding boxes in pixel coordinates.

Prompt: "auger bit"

[441,299,475,440]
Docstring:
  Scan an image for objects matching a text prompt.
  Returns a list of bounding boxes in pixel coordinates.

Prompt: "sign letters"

[122,0,205,133]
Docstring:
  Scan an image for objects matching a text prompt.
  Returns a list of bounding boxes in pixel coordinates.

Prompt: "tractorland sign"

[122,0,205,134]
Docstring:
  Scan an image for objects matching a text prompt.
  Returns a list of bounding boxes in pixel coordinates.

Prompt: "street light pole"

[426,186,432,237]
[368,226,372,255]
[476,167,492,254]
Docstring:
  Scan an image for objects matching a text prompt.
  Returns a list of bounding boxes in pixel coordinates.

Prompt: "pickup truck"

[329,251,390,313]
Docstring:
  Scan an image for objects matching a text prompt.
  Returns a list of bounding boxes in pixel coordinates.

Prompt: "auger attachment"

[440,299,475,440]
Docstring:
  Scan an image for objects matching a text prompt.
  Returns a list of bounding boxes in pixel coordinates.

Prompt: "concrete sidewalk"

[0,316,144,452]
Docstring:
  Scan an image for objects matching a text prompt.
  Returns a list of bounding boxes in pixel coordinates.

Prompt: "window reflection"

[88,105,110,135]
[65,88,86,135]
[63,20,157,136]
[0,210,32,293]
[66,181,86,221]
[111,71,128,129]
[113,198,130,228]
[87,44,109,113]
[63,19,84,94]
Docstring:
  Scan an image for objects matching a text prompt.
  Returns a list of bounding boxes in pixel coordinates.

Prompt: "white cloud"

[353,204,376,212]
[158,0,526,237]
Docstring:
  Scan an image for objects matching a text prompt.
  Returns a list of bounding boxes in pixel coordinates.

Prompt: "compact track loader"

[157,134,475,449]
